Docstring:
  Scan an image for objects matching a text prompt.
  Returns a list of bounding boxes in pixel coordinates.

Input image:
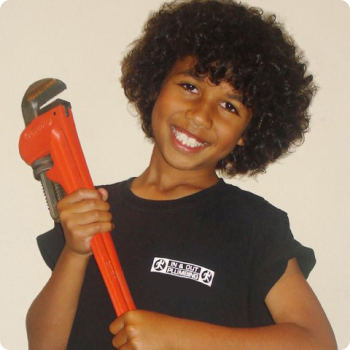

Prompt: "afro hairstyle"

[121,0,317,176]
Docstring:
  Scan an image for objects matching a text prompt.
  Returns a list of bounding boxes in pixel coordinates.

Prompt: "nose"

[185,100,213,129]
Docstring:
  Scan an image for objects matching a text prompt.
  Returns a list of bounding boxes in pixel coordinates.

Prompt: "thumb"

[97,187,108,201]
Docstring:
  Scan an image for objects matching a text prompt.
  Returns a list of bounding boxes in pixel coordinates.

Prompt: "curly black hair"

[121,0,317,176]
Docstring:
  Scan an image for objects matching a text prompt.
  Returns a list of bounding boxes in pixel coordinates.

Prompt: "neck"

[131,146,220,200]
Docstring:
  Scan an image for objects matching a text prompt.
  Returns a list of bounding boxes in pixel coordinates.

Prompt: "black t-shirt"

[37,178,315,349]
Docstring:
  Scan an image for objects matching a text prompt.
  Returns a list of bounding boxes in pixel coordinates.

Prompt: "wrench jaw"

[21,78,67,222]
[21,78,66,126]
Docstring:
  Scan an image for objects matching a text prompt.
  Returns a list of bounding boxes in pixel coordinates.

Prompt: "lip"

[170,125,210,153]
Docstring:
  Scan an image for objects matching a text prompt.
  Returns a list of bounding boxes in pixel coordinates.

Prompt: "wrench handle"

[19,103,135,316]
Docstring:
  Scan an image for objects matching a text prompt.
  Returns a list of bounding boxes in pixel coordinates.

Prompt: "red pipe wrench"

[19,78,135,316]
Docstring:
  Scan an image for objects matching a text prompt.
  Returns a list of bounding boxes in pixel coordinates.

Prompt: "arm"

[110,258,337,350]
[26,188,113,350]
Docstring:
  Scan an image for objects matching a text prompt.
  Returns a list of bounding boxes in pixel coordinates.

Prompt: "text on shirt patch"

[151,257,215,287]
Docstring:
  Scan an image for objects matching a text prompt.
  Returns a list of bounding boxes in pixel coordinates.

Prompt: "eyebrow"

[226,93,243,103]
[181,69,200,78]
[178,69,244,104]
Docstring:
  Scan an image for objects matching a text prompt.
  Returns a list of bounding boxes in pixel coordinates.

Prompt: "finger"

[110,317,125,335]
[65,198,111,215]
[112,330,129,349]
[62,188,104,206]
[70,210,113,226]
[74,199,111,214]
[73,221,114,237]
[57,189,103,213]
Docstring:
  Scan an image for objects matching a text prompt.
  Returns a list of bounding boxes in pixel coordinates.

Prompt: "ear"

[237,137,245,146]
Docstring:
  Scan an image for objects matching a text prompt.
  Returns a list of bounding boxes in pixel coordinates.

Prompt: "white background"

[0,0,349,349]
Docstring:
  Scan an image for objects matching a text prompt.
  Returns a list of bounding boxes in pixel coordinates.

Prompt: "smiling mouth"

[171,126,209,149]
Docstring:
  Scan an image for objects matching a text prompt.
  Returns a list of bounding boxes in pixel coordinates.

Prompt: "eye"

[220,101,238,114]
[180,83,198,93]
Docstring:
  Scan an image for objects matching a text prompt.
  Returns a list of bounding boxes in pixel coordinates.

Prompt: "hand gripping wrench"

[19,78,135,316]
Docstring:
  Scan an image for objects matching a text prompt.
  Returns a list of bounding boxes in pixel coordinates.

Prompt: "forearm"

[26,245,90,350]
[111,262,336,350]
[175,318,336,350]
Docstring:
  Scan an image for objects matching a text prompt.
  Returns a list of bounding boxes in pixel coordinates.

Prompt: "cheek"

[217,115,250,149]
[152,94,181,131]
[151,100,173,144]
[216,124,243,152]
[151,100,164,134]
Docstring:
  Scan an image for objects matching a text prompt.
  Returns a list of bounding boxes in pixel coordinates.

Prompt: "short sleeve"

[37,222,66,270]
[249,211,316,324]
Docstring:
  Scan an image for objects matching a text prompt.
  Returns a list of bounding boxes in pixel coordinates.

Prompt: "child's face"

[151,56,252,174]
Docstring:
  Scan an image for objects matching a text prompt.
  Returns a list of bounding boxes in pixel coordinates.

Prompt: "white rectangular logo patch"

[151,257,215,287]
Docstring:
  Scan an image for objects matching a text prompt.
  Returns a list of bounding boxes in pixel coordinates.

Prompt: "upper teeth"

[172,127,207,148]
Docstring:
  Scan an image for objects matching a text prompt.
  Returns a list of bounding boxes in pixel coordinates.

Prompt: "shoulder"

[219,180,288,223]
[209,181,293,259]
[95,178,133,201]
[96,178,132,193]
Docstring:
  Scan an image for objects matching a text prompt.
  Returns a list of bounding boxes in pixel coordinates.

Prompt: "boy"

[26,0,337,349]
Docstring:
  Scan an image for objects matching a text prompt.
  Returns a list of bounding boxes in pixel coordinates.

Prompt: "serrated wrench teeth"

[21,78,66,126]
[39,172,61,222]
